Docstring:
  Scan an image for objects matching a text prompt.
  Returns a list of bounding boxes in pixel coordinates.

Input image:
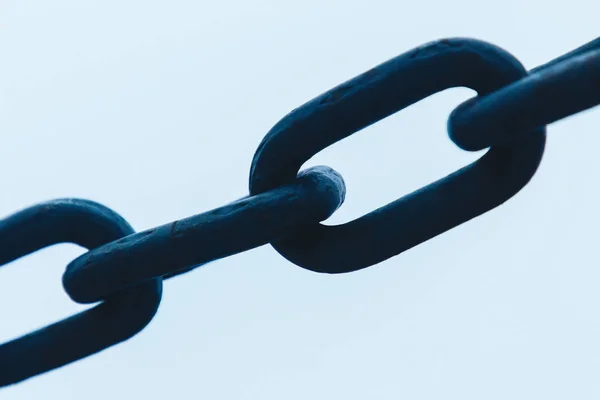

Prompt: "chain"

[1,36,599,388]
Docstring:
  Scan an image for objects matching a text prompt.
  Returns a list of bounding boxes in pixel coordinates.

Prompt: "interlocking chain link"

[249,38,545,273]
[2,36,600,387]
[0,200,161,387]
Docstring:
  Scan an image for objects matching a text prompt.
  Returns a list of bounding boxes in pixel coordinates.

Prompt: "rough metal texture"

[64,166,345,303]
[2,36,600,388]
[249,38,545,273]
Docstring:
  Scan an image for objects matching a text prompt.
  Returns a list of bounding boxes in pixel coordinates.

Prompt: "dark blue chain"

[64,166,345,303]
[248,38,545,273]
[0,199,162,386]
[2,36,600,387]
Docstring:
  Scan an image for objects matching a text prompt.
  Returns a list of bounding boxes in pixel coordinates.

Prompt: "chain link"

[450,48,600,150]
[2,35,600,387]
[63,166,345,303]
[0,199,161,386]
[249,37,545,273]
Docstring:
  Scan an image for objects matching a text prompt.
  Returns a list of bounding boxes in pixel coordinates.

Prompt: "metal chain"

[2,36,600,387]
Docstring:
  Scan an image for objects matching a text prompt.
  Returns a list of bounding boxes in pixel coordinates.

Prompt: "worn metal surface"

[249,38,546,273]
[3,35,600,387]
[63,166,345,303]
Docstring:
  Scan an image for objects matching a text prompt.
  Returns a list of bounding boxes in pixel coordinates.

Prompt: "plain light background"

[1,1,599,399]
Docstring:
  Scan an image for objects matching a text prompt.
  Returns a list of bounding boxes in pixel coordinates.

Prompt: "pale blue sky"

[1,1,599,399]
